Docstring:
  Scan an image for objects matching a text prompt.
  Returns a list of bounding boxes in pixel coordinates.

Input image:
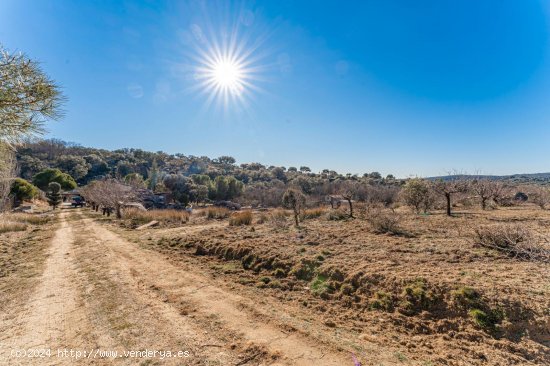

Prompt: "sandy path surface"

[1,211,351,365]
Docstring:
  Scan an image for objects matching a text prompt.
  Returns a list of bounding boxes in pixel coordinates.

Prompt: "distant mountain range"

[427,173,550,184]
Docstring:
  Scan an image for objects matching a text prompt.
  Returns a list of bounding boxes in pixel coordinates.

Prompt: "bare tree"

[433,178,469,216]
[339,181,361,218]
[81,179,137,218]
[527,186,550,209]
[282,188,306,227]
[490,181,508,206]
[471,179,497,210]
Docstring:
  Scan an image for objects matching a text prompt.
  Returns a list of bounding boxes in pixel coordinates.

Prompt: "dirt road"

[1,211,352,365]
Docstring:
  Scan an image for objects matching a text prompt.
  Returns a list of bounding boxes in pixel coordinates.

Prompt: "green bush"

[10,178,40,202]
[398,278,436,315]
[33,168,77,191]
[369,291,393,311]
[46,182,62,209]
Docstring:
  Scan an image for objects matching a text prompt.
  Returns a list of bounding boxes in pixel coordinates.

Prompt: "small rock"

[324,319,336,328]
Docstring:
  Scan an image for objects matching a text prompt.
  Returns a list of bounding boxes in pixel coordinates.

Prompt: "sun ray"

[179,5,272,115]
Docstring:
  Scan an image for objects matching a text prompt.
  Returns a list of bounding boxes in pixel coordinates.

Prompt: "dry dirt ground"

[0,205,548,365]
[0,209,357,365]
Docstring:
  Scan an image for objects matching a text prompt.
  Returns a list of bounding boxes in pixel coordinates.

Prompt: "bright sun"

[188,20,268,110]
[212,60,243,91]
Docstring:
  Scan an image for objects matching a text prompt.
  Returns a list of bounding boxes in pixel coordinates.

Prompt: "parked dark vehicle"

[71,196,85,208]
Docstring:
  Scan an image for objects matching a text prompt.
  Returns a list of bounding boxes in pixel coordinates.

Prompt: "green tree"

[191,184,209,204]
[33,168,77,191]
[0,45,65,144]
[124,173,145,188]
[56,155,90,181]
[401,178,433,213]
[1,46,64,210]
[163,174,193,205]
[10,178,39,203]
[84,154,109,179]
[212,176,228,200]
[46,182,62,209]
[226,176,243,200]
[191,174,212,186]
[146,159,160,191]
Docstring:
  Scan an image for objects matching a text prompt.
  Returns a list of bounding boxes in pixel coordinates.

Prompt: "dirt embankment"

[114,206,550,366]
[1,211,357,366]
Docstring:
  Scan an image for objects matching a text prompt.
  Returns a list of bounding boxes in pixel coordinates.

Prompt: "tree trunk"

[293,207,299,227]
[347,199,353,218]
[481,197,487,210]
[116,204,122,219]
[445,193,451,216]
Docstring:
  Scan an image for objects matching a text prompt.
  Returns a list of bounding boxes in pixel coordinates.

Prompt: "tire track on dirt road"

[0,212,102,365]
[78,212,351,366]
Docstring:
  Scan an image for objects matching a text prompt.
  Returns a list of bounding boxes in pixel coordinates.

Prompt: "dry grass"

[301,207,326,220]
[125,205,550,365]
[10,213,52,225]
[256,213,269,224]
[269,209,289,228]
[0,221,27,233]
[124,208,189,225]
[229,211,253,226]
[206,207,230,220]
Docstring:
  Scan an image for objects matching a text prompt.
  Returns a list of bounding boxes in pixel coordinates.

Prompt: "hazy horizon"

[2,0,549,177]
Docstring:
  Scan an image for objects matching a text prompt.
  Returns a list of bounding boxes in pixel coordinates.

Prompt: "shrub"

[46,182,62,209]
[0,221,27,233]
[369,291,393,311]
[398,278,436,315]
[473,224,549,262]
[469,308,504,330]
[310,274,329,296]
[451,286,504,330]
[124,208,189,225]
[367,209,406,236]
[451,286,481,309]
[10,178,40,202]
[401,178,434,213]
[206,207,230,219]
[33,168,77,191]
[229,211,253,226]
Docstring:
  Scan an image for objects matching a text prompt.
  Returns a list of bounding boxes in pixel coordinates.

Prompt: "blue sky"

[1,0,549,177]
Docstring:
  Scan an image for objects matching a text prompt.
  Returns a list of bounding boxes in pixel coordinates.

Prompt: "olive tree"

[401,178,434,213]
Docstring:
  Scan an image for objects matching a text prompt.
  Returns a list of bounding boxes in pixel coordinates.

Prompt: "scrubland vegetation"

[108,199,549,365]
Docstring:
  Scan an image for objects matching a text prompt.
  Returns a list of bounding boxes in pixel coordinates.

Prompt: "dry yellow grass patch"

[124,208,189,225]
[229,211,253,226]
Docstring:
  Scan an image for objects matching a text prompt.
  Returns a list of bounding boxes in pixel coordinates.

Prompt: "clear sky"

[1,0,549,177]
